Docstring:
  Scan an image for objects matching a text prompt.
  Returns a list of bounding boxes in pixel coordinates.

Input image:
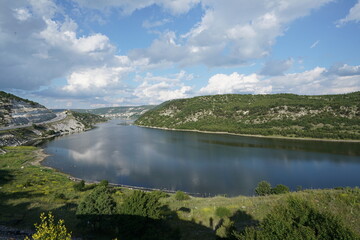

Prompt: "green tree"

[271,184,290,194]
[76,185,117,231]
[255,181,272,196]
[120,190,163,219]
[25,212,71,240]
[73,180,85,191]
[174,190,190,201]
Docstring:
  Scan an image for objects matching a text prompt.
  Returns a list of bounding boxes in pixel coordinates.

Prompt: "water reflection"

[42,120,360,196]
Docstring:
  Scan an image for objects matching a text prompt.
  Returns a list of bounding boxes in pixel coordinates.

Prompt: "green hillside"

[135,92,360,140]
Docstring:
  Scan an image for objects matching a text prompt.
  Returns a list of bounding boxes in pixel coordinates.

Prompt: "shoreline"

[136,125,360,143]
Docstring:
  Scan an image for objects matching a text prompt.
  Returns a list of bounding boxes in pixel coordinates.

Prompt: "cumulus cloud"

[0,0,118,91]
[259,58,294,76]
[130,0,332,67]
[337,0,360,26]
[133,71,193,103]
[200,64,360,96]
[199,72,272,95]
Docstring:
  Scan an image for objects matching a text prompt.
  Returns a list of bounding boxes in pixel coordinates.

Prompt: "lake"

[42,119,360,196]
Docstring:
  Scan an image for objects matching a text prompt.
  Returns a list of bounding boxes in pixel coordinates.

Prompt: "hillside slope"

[0,91,56,127]
[135,92,360,140]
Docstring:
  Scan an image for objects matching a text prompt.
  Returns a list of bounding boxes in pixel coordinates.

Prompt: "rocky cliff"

[0,91,106,147]
[0,91,56,127]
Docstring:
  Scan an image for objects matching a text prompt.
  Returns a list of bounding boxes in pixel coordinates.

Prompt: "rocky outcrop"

[0,91,56,127]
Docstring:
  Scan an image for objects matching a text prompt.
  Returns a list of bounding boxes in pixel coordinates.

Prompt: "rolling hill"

[135,92,360,140]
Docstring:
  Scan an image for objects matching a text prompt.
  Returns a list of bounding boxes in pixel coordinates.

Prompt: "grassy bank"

[0,147,359,239]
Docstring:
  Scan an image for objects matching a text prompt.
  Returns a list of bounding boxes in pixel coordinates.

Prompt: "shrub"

[25,212,71,240]
[235,197,359,240]
[99,179,109,187]
[255,181,272,196]
[73,180,85,191]
[77,185,116,215]
[271,184,290,194]
[216,218,235,238]
[174,191,190,201]
[120,190,163,219]
[215,207,232,218]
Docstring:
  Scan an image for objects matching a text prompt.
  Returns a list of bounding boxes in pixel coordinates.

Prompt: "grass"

[0,146,359,239]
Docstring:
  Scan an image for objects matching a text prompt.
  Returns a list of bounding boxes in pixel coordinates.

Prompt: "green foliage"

[215,207,232,218]
[135,92,360,140]
[271,184,290,194]
[99,179,109,187]
[120,190,163,219]
[255,181,272,196]
[175,191,190,201]
[76,185,117,215]
[25,212,71,240]
[216,218,235,238]
[235,197,359,240]
[73,180,85,191]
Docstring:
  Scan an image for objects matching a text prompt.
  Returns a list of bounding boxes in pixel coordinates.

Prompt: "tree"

[271,184,290,194]
[174,190,190,201]
[120,190,163,219]
[255,181,272,196]
[73,180,85,191]
[25,212,71,240]
[76,185,117,230]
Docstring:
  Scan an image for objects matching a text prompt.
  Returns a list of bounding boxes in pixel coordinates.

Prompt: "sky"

[1,0,360,109]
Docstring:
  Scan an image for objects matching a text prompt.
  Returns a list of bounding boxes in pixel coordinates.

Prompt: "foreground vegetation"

[136,92,360,140]
[0,147,359,239]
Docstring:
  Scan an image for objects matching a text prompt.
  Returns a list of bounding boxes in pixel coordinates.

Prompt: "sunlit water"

[42,119,360,196]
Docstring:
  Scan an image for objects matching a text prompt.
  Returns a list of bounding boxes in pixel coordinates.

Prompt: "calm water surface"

[42,120,360,196]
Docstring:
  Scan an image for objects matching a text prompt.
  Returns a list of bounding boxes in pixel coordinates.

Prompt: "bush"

[120,190,163,219]
[73,180,85,191]
[255,181,272,196]
[215,207,232,218]
[99,179,109,187]
[174,191,190,201]
[235,197,359,240]
[25,212,71,240]
[271,184,290,194]
[77,185,116,215]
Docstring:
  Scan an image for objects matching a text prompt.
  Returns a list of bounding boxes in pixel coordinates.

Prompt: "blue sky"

[1,0,360,108]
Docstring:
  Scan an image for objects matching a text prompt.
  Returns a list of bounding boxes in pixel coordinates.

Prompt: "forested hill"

[135,92,360,140]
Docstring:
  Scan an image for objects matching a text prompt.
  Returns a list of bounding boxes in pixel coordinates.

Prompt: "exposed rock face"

[0,92,56,127]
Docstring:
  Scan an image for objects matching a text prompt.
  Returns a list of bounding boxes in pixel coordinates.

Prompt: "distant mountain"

[135,92,360,140]
[0,91,56,127]
[72,105,155,119]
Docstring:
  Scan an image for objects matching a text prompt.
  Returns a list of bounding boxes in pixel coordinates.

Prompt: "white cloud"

[13,8,31,21]
[327,63,360,76]
[130,0,333,67]
[133,71,193,103]
[199,72,272,95]
[0,0,120,90]
[200,64,360,96]
[62,66,131,94]
[337,0,360,26]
